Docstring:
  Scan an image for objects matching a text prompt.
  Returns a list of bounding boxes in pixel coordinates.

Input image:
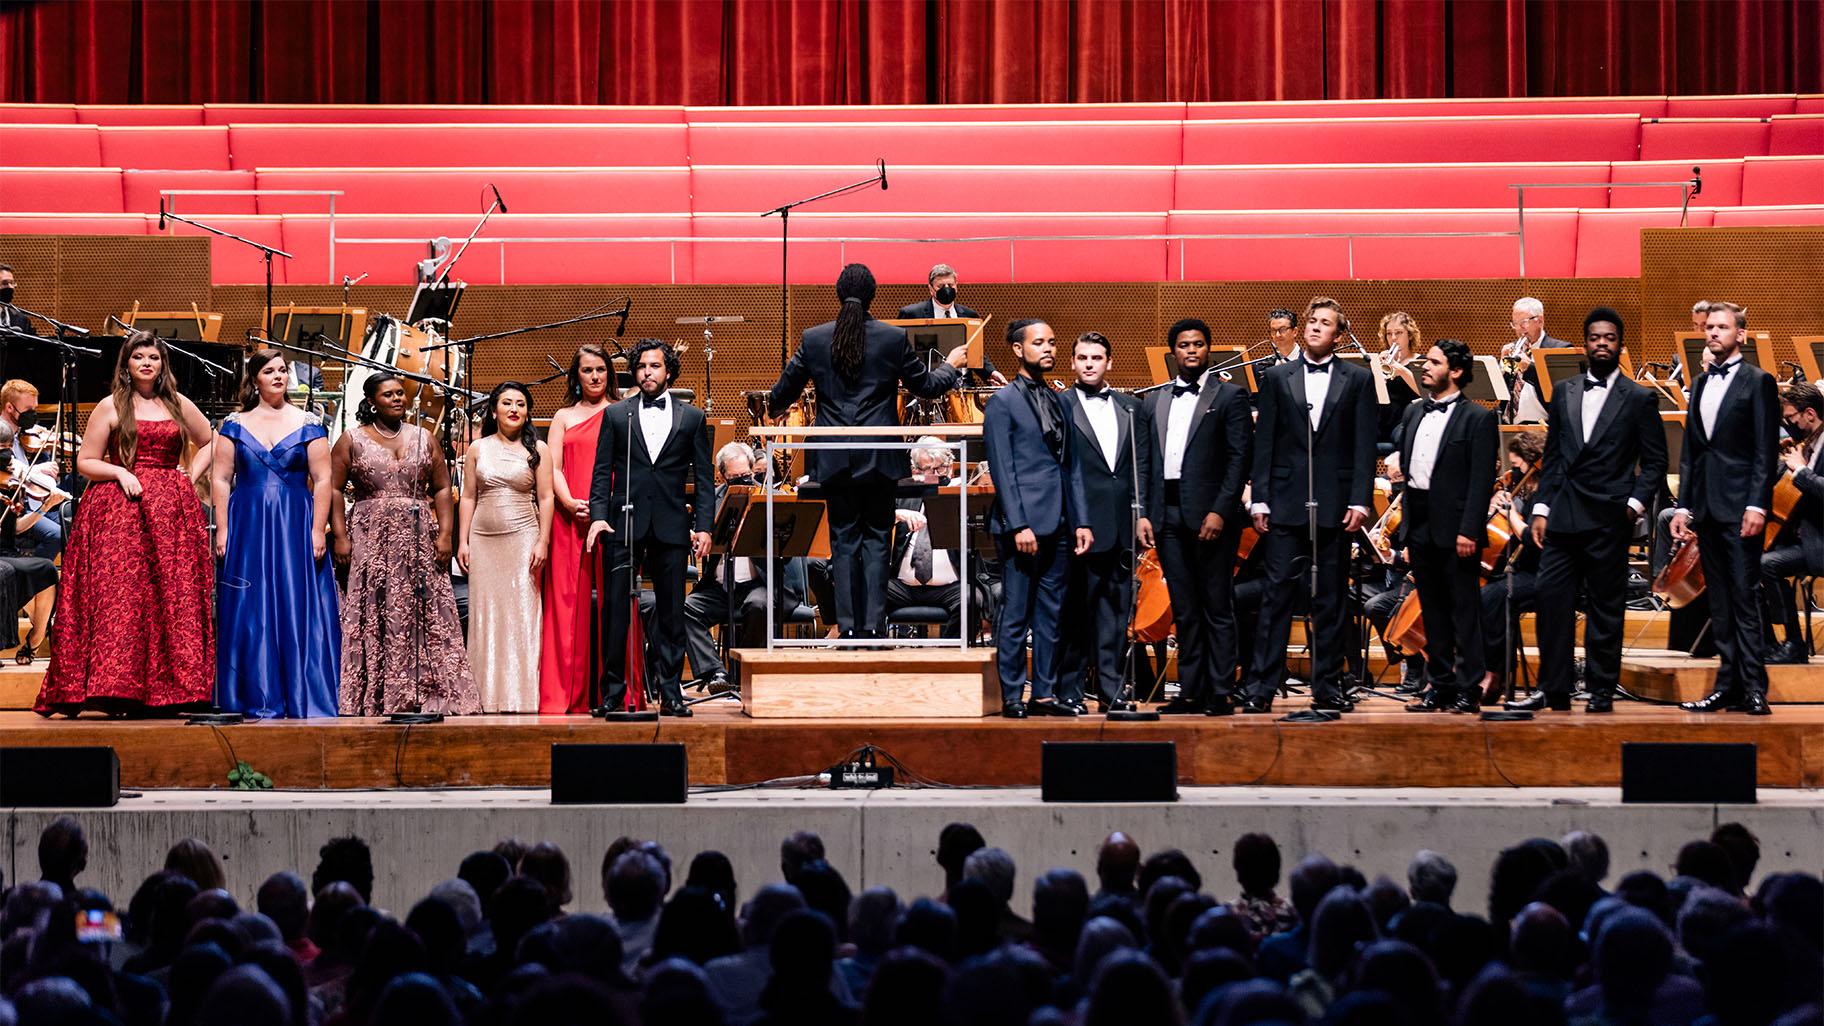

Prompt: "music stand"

[1679,334,1772,381]
[407,280,464,328]
[884,317,988,370]
[1791,336,1824,384]
[1463,357,1512,405]
[1533,349,1589,404]
[121,307,222,343]
[923,487,998,561]
[1337,353,1390,406]
[1662,412,1687,472]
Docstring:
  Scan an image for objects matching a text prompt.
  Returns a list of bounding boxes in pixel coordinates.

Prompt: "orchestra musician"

[1478,430,1545,702]
[770,263,966,639]
[1265,309,1301,365]
[1397,340,1499,714]
[0,264,34,337]
[1514,309,1667,714]
[1372,312,1424,445]
[586,339,715,717]
[885,438,976,640]
[983,319,1092,717]
[1058,331,1156,713]
[1245,298,1378,714]
[1668,300,1712,385]
[2,380,62,558]
[1671,301,1778,716]
[1501,297,1571,423]
[1759,384,1824,666]
[897,263,1005,386]
[1145,319,1252,715]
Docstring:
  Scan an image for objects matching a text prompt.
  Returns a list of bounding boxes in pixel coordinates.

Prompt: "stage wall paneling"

[1640,226,1824,366]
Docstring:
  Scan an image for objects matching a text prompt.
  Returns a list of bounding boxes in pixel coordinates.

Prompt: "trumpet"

[1500,336,1533,377]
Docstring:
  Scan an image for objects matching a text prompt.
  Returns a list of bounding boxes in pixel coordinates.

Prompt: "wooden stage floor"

[2,695,1820,790]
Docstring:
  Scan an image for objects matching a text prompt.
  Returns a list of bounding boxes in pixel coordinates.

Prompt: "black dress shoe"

[1585,692,1614,713]
[1204,695,1235,716]
[1742,692,1772,716]
[1765,641,1809,665]
[1405,689,1446,712]
[1310,695,1354,713]
[1240,696,1274,714]
[1103,699,1136,713]
[1030,699,1079,717]
[1681,688,1741,713]
[1156,697,1204,715]
[1451,689,1480,714]
[1059,700,1090,716]
[660,701,693,718]
[1001,701,1028,719]
[1505,690,1571,712]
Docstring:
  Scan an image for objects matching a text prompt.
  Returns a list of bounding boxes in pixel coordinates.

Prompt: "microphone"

[491,184,509,214]
[547,355,565,373]
[158,200,166,231]
[615,302,631,337]
[342,272,369,286]
[878,158,888,191]
[1643,361,1674,373]
[1690,166,1703,199]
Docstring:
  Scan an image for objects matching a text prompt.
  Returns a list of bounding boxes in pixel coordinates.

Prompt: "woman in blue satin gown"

[209,349,340,718]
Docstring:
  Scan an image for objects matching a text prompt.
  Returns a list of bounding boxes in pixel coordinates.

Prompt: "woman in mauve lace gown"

[329,371,478,717]
[36,331,215,717]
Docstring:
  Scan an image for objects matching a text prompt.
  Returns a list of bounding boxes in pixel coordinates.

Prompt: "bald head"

[1096,832,1141,894]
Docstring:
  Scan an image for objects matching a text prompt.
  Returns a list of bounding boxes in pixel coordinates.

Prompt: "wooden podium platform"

[732,648,998,719]
[1621,650,1824,704]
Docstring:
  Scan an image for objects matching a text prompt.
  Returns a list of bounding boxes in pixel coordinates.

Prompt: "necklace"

[370,420,402,440]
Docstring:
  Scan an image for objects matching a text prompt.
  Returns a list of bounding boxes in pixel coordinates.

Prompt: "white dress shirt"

[933,301,956,319]
[896,527,958,587]
[1302,355,1334,431]
[1406,394,1459,490]
[1163,374,1203,481]
[1078,386,1120,467]
[638,394,673,459]
[1697,356,1742,435]
[1530,367,1645,520]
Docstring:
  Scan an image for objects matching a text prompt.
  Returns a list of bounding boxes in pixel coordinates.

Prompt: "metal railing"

[158,188,344,281]
[1510,172,1699,277]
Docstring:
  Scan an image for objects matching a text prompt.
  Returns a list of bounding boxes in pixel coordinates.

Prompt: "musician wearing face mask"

[898,263,1006,386]
[1513,308,1666,714]
[1759,384,1824,666]
[1,380,61,559]
[1670,301,1779,716]
[0,265,35,337]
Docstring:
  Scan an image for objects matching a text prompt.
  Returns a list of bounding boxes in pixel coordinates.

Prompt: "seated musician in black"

[884,437,981,639]
[896,262,1005,387]
[1477,430,1545,701]
[1760,382,1824,664]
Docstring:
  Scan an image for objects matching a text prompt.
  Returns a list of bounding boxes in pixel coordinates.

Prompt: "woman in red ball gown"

[537,343,618,713]
[37,331,217,716]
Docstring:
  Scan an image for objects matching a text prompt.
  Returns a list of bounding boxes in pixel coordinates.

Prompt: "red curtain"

[2,0,1818,105]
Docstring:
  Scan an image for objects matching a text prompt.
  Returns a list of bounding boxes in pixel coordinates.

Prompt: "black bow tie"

[1585,376,1608,389]
[1305,361,1332,374]
[1707,361,1735,378]
[1077,386,1111,400]
[642,394,668,409]
[1172,380,1201,397]
[1422,397,1457,414]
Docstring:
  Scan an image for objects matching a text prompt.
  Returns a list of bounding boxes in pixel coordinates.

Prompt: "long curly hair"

[480,381,540,469]
[237,348,287,411]
[832,263,876,386]
[1378,311,1422,357]
[110,330,185,469]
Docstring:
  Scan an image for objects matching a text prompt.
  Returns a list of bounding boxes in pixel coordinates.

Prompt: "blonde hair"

[1378,312,1422,355]
[1,379,38,409]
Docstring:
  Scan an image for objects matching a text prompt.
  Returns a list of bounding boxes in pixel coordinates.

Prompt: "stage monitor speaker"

[1,746,120,808]
[1041,742,1177,802]
[551,744,687,805]
[1622,742,1756,804]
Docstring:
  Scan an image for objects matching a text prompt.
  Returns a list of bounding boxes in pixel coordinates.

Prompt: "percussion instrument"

[943,387,994,424]
[744,388,816,482]
[336,315,466,439]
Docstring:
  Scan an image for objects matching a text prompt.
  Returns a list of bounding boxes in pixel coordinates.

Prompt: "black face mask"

[0,286,14,305]
[725,473,755,485]
[934,285,957,306]
[1785,421,1807,442]
[13,409,36,431]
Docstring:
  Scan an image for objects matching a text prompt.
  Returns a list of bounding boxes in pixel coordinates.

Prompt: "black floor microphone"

[491,184,509,213]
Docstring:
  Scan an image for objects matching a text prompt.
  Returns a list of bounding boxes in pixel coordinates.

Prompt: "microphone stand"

[420,300,630,441]
[0,326,97,540]
[759,160,888,372]
[158,205,291,337]
[601,399,658,721]
[1109,393,1159,721]
[430,191,505,288]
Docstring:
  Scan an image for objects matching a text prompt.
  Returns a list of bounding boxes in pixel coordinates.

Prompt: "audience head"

[458,849,512,917]
[311,835,374,904]
[961,847,1017,907]
[607,849,667,924]
[1562,830,1610,888]
[1675,839,1742,895]
[307,880,363,953]
[1288,853,1342,924]
[36,818,88,889]
[1095,831,1141,894]
[850,886,902,957]
[255,871,310,944]
[1592,907,1675,1016]
[195,963,289,1026]
[1614,870,1674,928]
[1488,842,1559,927]
[639,958,722,1026]
[780,830,825,885]
[792,859,854,943]
[427,878,482,937]
[1032,868,1090,957]
[165,837,227,892]
[1509,901,1576,978]
[1309,887,1380,980]
[684,850,738,912]
[895,896,959,963]
[937,822,988,890]
[1074,915,1139,988]
[649,885,740,966]
[1407,850,1457,908]
[1232,833,1282,899]
[517,841,573,913]
[1139,848,1202,896]
[1364,875,1412,930]
[863,948,950,1026]
[1710,822,1761,891]
[372,972,461,1026]
[739,882,806,949]
[1678,885,1753,966]
[1084,949,1182,1026]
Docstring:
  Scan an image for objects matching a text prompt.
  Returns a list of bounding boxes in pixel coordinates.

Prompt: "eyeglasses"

[1510,315,1539,330]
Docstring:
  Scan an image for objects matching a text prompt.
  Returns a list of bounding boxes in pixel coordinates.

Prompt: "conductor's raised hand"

[945,343,971,369]
[586,520,613,552]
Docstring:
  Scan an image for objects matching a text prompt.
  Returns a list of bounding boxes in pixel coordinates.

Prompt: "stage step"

[733,648,999,718]
[0,664,42,709]
[1621,649,1824,704]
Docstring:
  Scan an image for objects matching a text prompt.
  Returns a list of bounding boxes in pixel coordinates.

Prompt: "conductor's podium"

[731,649,1000,719]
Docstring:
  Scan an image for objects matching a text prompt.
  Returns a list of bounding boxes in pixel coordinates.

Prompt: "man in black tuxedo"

[0,264,35,338]
[1244,298,1378,713]
[771,263,966,638]
[896,262,1004,386]
[983,319,1092,718]
[1513,308,1667,713]
[1143,320,1253,715]
[1502,296,1573,423]
[1396,340,1500,714]
[1761,383,1824,665]
[1057,331,1157,711]
[587,339,715,716]
[1671,301,1779,716]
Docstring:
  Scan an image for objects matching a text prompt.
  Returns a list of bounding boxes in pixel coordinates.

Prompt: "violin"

[1480,462,1540,573]
[0,465,70,515]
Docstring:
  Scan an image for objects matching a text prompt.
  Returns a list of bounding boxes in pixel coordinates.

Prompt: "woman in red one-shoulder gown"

[537,344,618,713]
[37,331,217,716]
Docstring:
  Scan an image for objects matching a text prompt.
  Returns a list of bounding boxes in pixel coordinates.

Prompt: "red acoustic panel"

[1183,115,1642,165]
[1188,97,1668,120]
[684,121,1185,166]
[1769,115,1824,155]
[1711,205,1824,226]
[252,167,691,214]
[0,124,102,166]
[1638,119,1771,161]
[203,104,684,124]
[1174,162,1610,210]
[0,168,122,212]
[1166,209,1573,280]
[1666,95,1797,118]
[1740,157,1824,206]
[98,125,231,170]
[685,103,1189,122]
[123,170,259,215]
[0,105,78,123]
[689,165,1176,213]
[283,213,694,286]
[76,105,205,125]
[1609,160,1739,207]
[226,123,688,169]
[1572,208,1716,277]
[156,214,290,283]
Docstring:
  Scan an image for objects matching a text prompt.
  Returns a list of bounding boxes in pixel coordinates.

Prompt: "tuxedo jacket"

[896,300,980,320]
[982,380,1090,538]
[769,316,958,483]
[1250,357,1378,527]
[1143,376,1250,527]
[1396,398,1500,548]
[589,394,715,545]
[1532,373,1668,534]
[1058,386,1155,552]
[1680,361,1779,525]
